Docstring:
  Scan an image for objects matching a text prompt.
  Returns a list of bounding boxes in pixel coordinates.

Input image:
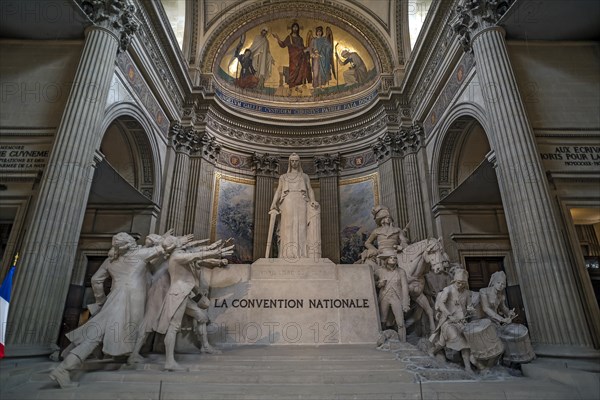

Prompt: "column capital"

[398,123,424,155]
[314,153,342,177]
[80,0,139,53]
[251,153,280,177]
[198,133,221,162]
[170,122,197,155]
[451,0,511,53]
[372,124,423,161]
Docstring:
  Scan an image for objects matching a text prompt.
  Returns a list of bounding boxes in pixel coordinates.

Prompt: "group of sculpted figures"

[360,204,534,373]
[49,153,533,388]
[49,231,234,388]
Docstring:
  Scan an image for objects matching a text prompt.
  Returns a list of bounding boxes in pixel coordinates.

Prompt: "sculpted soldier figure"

[153,236,234,371]
[374,249,410,342]
[364,205,409,259]
[49,232,169,388]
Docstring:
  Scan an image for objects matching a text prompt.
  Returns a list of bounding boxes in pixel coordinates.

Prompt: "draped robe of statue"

[270,155,321,259]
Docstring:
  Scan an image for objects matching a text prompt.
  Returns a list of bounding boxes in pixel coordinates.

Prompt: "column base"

[533,343,600,359]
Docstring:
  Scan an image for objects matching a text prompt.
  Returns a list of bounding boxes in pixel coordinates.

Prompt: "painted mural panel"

[212,174,255,263]
[217,18,376,98]
[339,174,379,264]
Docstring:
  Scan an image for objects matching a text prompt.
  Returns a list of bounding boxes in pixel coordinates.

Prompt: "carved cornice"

[80,0,139,53]
[199,0,394,74]
[251,153,280,177]
[451,0,512,53]
[314,154,342,177]
[205,105,388,148]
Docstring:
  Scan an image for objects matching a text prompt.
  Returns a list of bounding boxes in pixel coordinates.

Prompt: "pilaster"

[251,153,279,260]
[314,154,342,263]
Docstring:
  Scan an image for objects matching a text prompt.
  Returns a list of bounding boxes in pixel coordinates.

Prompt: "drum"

[498,323,535,363]
[463,318,504,360]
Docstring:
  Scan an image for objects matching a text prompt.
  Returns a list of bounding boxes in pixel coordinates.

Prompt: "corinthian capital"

[451,0,512,53]
[170,123,198,154]
[80,0,139,53]
[314,154,341,177]
[251,153,280,177]
[398,124,424,155]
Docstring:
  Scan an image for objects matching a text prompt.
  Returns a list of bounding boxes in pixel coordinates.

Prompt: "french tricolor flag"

[0,264,16,359]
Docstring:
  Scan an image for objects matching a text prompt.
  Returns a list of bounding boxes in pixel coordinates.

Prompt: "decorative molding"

[214,87,379,117]
[133,2,185,111]
[251,153,280,177]
[116,52,170,136]
[217,150,253,171]
[170,122,221,162]
[451,0,512,53]
[314,154,342,177]
[343,151,377,170]
[423,52,475,134]
[206,105,388,148]
[80,0,139,53]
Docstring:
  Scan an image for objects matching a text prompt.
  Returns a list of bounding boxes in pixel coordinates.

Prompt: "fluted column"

[6,0,138,355]
[164,124,195,234]
[372,134,409,227]
[454,0,599,348]
[191,134,220,239]
[251,153,279,260]
[314,154,341,263]
[399,125,429,241]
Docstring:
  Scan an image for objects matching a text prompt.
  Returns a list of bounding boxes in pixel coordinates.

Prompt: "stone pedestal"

[206,259,380,345]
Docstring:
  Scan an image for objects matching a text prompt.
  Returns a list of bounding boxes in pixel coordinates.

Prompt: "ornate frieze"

[206,107,388,149]
[134,2,184,111]
[314,154,342,177]
[80,0,139,53]
[451,0,512,53]
[251,153,280,177]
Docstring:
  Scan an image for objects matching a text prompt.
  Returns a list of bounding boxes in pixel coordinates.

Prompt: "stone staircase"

[0,344,595,400]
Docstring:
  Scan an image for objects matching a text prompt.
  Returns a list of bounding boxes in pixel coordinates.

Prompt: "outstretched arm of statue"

[195,258,229,269]
[176,245,235,264]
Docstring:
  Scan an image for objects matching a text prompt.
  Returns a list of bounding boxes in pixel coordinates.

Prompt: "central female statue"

[269,153,320,259]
